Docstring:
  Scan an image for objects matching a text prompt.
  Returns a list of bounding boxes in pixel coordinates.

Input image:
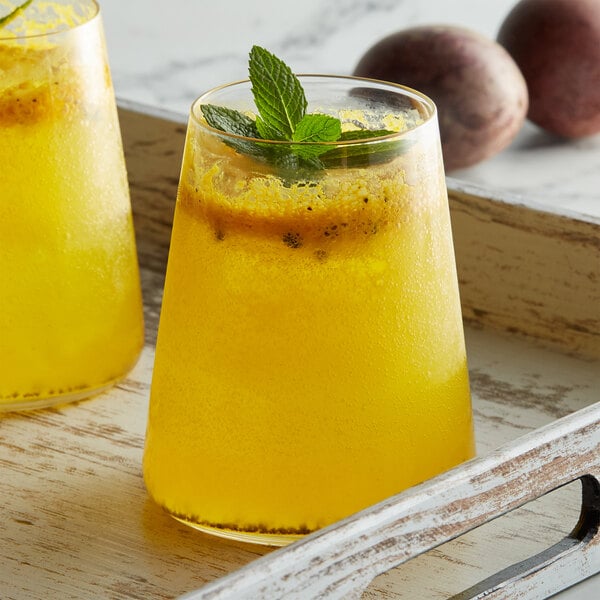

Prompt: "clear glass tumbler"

[0,0,144,411]
[144,76,475,546]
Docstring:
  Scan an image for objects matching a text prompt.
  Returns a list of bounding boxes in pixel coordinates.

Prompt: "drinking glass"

[143,75,475,546]
[0,0,144,411]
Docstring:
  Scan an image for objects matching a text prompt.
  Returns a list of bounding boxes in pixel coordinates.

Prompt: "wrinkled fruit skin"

[498,0,600,138]
[354,26,528,171]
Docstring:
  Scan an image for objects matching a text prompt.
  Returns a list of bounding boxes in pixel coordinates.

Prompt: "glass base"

[0,380,117,413]
[171,514,307,547]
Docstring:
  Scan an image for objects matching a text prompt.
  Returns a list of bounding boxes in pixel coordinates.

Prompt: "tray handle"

[180,401,600,600]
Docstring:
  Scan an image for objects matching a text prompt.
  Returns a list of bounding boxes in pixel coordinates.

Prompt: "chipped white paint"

[448,179,600,361]
[0,106,598,599]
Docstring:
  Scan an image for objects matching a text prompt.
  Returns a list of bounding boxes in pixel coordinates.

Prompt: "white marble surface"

[98,0,600,220]
[95,1,599,598]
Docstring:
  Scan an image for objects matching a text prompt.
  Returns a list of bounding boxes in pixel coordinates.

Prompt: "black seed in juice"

[283,232,302,248]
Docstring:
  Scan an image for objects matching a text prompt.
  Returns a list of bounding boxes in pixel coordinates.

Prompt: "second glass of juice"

[0,0,144,410]
[144,76,475,545]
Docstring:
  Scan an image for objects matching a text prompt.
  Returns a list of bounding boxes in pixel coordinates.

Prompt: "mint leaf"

[200,103,274,160]
[249,45,307,140]
[321,131,412,168]
[292,114,342,143]
[255,115,284,141]
[339,129,396,141]
[0,0,33,27]
[291,113,342,159]
[201,104,260,138]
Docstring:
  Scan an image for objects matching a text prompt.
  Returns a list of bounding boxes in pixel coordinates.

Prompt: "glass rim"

[191,74,437,147]
[0,0,100,41]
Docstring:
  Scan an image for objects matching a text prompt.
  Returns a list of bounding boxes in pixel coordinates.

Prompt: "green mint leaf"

[201,103,273,160]
[248,45,307,140]
[271,151,326,184]
[255,115,285,141]
[291,113,342,159]
[339,129,396,141]
[0,0,33,27]
[200,104,260,138]
[292,114,342,143]
[321,132,413,169]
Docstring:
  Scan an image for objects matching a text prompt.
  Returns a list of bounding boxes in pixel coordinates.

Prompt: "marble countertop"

[98,0,600,220]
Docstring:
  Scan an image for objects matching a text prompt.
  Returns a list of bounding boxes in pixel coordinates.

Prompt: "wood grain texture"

[448,179,600,360]
[0,104,598,599]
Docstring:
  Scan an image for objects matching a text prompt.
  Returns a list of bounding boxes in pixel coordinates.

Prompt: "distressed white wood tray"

[1,104,598,600]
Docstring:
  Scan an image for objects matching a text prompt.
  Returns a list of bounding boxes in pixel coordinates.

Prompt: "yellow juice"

[144,80,475,544]
[0,3,144,409]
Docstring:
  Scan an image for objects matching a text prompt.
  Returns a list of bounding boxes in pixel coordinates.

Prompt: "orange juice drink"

[144,77,474,545]
[0,1,144,410]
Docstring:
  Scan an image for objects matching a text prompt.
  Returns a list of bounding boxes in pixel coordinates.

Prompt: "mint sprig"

[248,45,307,141]
[201,45,404,173]
[0,0,33,27]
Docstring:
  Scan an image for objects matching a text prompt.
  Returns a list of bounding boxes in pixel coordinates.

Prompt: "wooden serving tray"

[1,103,598,599]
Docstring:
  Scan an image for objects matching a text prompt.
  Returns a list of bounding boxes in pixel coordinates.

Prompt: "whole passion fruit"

[497,0,600,138]
[353,25,528,171]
